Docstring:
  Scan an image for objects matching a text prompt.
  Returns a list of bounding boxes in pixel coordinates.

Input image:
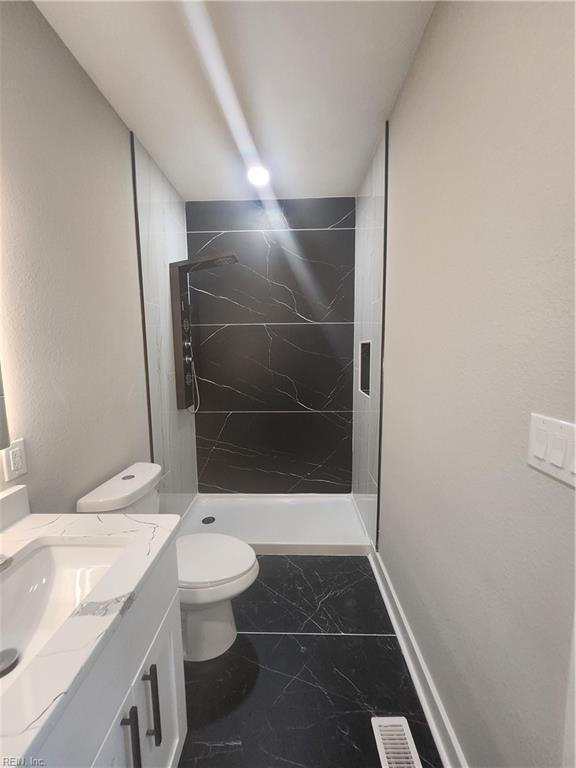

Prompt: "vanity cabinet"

[92,595,186,768]
[31,540,187,768]
[135,594,186,768]
[91,687,135,767]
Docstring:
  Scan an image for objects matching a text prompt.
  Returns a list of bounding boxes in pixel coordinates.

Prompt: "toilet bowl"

[76,462,258,662]
[178,533,259,661]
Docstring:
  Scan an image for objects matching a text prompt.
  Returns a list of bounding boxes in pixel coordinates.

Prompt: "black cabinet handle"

[142,663,162,746]
[121,706,142,768]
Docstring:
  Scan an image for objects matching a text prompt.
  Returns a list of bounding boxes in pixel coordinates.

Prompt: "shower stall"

[133,138,387,554]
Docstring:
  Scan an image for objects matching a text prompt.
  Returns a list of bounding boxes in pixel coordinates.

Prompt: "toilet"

[76,462,259,662]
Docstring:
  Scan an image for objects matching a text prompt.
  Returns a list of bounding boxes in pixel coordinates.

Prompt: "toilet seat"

[177,533,257,588]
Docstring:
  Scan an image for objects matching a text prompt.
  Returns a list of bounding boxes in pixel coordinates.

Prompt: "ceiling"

[39,1,434,201]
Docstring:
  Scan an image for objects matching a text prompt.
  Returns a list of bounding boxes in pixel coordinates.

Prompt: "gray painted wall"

[0,3,150,512]
[380,3,574,766]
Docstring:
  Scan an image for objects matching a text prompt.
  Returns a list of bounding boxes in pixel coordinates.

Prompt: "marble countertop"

[0,511,181,759]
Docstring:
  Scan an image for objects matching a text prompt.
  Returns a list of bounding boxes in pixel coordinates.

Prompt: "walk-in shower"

[134,146,387,553]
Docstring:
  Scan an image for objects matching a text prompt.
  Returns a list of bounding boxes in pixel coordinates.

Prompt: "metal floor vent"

[371,717,423,768]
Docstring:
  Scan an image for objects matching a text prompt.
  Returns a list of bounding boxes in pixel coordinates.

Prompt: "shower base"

[160,493,370,554]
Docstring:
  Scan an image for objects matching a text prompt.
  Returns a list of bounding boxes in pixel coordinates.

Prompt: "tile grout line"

[197,410,354,414]
[237,631,396,637]
[185,228,357,234]
[188,322,355,326]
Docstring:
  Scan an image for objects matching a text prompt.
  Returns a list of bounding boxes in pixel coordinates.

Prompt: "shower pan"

[161,492,371,554]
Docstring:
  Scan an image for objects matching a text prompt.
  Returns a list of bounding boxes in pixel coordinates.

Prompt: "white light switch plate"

[1,438,28,482]
[528,414,575,487]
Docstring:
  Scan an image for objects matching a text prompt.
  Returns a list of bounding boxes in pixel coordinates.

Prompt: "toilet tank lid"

[76,463,162,513]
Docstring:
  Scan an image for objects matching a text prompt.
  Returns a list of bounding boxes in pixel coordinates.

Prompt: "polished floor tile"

[233,555,394,634]
[179,633,442,768]
[178,556,442,768]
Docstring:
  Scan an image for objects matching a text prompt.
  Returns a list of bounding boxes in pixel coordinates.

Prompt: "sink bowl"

[0,538,124,685]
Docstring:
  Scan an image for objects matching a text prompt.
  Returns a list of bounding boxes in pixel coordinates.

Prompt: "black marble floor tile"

[185,198,355,232]
[186,229,355,324]
[195,412,352,493]
[193,323,353,412]
[179,634,442,768]
[234,556,394,635]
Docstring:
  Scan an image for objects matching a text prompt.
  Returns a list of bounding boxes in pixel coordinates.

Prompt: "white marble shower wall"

[133,138,198,494]
[352,134,387,543]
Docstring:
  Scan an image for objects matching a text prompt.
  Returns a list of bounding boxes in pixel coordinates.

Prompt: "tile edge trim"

[368,549,469,768]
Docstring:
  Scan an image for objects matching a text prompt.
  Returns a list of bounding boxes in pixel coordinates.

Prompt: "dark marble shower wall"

[185,198,355,493]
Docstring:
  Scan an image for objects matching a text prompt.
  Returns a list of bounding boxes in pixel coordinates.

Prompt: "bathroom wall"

[0,2,150,513]
[352,136,387,542]
[133,139,198,494]
[380,3,574,767]
[185,199,355,493]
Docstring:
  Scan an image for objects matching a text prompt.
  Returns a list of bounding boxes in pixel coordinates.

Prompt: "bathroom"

[0,1,574,767]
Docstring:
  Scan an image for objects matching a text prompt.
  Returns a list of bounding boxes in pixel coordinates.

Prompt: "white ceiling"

[39,1,434,200]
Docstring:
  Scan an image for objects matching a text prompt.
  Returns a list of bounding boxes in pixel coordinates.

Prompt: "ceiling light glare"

[247,165,270,187]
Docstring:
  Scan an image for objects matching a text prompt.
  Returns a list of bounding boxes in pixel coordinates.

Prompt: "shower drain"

[202,516,216,525]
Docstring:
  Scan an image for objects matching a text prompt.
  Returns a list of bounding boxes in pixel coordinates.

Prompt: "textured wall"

[185,199,355,493]
[134,138,198,494]
[353,136,387,543]
[0,3,149,512]
[381,3,574,766]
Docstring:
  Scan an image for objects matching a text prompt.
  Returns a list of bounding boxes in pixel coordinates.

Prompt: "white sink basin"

[0,539,124,685]
[0,501,181,758]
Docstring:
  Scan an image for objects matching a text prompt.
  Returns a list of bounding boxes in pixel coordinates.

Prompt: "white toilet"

[76,462,259,662]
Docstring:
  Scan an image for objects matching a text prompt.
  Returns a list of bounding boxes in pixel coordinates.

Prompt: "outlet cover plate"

[1,438,28,482]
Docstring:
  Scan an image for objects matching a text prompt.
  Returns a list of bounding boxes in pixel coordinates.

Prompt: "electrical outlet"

[1,438,28,481]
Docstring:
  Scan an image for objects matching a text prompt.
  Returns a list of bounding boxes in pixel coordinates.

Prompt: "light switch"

[528,414,575,487]
[549,435,566,468]
[533,427,548,459]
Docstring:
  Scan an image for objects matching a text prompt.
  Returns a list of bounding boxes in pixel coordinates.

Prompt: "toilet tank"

[76,462,162,515]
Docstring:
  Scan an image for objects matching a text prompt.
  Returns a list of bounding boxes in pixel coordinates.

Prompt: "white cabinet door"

[92,689,142,768]
[133,596,187,768]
